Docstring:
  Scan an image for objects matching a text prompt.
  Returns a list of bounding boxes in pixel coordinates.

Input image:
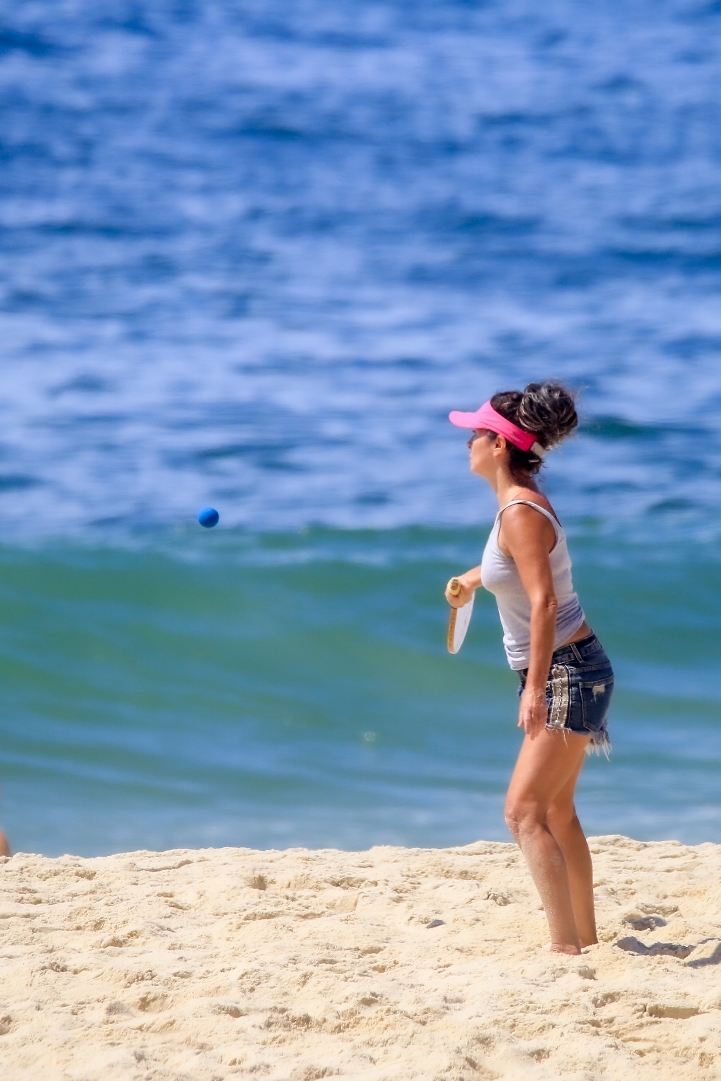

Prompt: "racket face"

[447,591,475,654]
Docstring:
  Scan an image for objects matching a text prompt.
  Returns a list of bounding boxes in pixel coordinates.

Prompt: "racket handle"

[448,577,462,597]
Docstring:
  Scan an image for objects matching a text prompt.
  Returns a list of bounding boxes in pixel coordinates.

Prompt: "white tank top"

[480,499,585,670]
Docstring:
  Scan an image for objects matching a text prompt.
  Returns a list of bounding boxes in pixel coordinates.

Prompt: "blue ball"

[198,506,219,529]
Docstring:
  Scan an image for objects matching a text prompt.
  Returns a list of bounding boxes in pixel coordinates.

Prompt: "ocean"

[0,0,720,855]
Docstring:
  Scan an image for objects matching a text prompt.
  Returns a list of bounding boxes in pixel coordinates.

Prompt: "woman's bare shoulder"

[498,492,558,554]
[503,489,559,522]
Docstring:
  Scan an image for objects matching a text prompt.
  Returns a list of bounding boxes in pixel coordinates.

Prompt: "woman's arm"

[500,506,558,738]
[444,565,482,608]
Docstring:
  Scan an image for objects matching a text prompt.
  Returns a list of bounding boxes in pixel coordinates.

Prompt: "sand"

[1,836,721,1080]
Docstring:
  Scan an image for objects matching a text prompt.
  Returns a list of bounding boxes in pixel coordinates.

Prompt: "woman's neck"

[492,471,539,508]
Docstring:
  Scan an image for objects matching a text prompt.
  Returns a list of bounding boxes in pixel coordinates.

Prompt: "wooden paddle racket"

[447,577,475,654]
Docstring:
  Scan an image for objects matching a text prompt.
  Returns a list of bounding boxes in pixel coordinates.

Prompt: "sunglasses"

[466,429,488,449]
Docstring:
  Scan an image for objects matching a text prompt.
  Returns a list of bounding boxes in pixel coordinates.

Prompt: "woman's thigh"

[506,728,590,816]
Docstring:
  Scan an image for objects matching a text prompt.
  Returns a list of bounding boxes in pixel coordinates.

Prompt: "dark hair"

[487,381,578,481]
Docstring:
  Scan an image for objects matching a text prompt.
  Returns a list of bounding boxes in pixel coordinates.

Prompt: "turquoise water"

[0,528,719,855]
[1,1,721,853]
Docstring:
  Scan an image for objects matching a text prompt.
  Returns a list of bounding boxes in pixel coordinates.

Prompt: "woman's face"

[468,428,495,476]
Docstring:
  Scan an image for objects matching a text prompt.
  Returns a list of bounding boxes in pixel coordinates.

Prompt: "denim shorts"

[518,633,613,755]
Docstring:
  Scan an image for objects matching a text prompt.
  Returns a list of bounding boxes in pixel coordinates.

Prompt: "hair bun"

[517,381,578,449]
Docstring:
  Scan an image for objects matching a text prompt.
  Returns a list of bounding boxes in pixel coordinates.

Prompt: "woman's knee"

[547,802,579,833]
[504,797,545,838]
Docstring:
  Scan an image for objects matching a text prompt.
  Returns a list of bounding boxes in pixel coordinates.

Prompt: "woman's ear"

[493,434,508,456]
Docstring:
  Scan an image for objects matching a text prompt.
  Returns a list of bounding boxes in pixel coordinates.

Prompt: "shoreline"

[1,835,720,1079]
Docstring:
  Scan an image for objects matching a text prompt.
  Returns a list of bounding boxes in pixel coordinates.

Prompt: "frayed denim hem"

[586,728,611,759]
[544,723,611,759]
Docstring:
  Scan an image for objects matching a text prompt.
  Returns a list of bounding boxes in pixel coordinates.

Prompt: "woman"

[445,382,613,955]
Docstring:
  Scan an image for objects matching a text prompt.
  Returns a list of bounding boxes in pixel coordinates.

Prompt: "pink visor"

[449,401,545,455]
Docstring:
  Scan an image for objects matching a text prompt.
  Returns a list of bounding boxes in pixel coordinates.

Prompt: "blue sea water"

[0,0,720,855]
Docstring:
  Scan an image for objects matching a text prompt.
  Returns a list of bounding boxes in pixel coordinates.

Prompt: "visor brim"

[448,410,485,429]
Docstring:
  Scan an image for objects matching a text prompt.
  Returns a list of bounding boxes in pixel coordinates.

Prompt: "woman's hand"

[518,685,548,738]
[445,567,481,608]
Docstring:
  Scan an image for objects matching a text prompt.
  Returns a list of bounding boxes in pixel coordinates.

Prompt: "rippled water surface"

[0,0,719,853]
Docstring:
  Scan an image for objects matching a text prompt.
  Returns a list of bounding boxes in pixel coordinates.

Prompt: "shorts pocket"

[545,664,571,731]
[580,675,614,733]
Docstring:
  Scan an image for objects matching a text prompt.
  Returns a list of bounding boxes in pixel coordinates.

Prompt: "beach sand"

[2,836,721,1080]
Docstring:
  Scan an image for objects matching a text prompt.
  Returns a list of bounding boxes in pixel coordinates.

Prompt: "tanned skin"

[445,429,596,954]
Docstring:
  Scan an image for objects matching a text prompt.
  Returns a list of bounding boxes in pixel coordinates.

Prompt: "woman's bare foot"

[0,831,10,857]
[550,943,582,955]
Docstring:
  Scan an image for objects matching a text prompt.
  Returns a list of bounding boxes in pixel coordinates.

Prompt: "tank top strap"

[496,499,562,536]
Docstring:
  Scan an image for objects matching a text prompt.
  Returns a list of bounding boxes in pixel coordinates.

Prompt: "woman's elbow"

[532,595,558,617]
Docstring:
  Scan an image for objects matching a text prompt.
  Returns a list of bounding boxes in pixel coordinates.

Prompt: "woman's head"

[469,381,578,482]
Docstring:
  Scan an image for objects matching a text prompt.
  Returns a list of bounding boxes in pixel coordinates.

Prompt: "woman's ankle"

[550,943,582,955]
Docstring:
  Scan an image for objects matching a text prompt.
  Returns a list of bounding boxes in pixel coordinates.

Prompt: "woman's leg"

[547,759,597,947]
[504,728,590,953]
